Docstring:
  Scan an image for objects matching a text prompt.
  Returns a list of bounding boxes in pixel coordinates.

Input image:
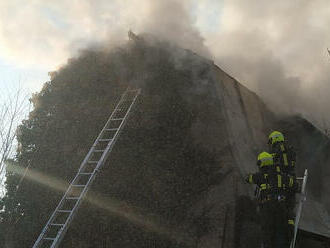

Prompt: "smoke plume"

[1,0,330,128]
[205,0,330,129]
[0,0,208,68]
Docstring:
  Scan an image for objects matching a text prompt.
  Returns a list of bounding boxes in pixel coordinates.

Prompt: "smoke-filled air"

[1,0,330,130]
[1,0,330,129]
[1,1,330,248]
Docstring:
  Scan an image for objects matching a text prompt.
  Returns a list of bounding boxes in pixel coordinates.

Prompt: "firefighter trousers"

[259,201,290,248]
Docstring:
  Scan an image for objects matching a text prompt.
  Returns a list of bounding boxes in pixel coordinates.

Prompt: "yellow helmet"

[268,131,284,145]
[257,152,274,168]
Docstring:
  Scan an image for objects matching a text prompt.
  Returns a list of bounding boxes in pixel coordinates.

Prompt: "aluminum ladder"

[33,87,141,248]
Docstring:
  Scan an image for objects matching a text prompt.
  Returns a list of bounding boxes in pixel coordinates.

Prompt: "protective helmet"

[268,131,284,145]
[257,152,274,168]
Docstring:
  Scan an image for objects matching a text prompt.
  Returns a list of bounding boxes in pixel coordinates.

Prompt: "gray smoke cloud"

[1,0,330,129]
[205,0,330,129]
[140,0,210,58]
[0,0,209,68]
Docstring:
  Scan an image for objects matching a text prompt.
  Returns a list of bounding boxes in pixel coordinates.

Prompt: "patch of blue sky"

[0,56,49,94]
[40,6,69,30]
[191,0,223,34]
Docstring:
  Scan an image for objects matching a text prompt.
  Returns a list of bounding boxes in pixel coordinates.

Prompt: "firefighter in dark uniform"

[268,131,296,175]
[268,131,297,235]
[245,152,299,248]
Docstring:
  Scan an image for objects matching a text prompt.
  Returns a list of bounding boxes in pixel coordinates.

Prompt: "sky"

[0,0,330,128]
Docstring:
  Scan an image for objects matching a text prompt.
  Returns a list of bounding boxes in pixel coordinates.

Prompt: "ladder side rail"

[33,87,133,248]
[95,89,141,171]
[50,177,96,248]
[33,181,77,247]
[33,163,98,247]
[76,88,130,174]
[88,88,140,174]
[49,89,141,248]
[290,169,308,248]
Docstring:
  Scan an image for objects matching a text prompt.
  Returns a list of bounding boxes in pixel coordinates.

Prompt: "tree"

[0,38,220,247]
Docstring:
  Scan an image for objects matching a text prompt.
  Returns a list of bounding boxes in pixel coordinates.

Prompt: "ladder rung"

[94,150,105,152]
[127,89,139,93]
[87,161,98,164]
[111,118,124,121]
[99,139,112,142]
[43,237,55,240]
[66,197,79,200]
[104,128,118,131]
[50,223,64,226]
[57,210,72,213]
[72,184,86,187]
[79,172,93,175]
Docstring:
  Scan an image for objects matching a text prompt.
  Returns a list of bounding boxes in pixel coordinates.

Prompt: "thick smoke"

[206,0,330,129]
[0,0,208,68]
[140,0,210,58]
[1,0,330,129]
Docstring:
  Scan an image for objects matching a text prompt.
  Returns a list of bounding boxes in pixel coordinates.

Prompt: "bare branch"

[0,85,30,196]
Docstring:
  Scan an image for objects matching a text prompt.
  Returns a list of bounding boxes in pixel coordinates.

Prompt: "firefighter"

[245,152,299,248]
[268,131,296,176]
[268,131,297,236]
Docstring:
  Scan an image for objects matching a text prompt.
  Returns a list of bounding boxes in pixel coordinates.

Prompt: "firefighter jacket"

[270,141,296,175]
[246,168,299,203]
